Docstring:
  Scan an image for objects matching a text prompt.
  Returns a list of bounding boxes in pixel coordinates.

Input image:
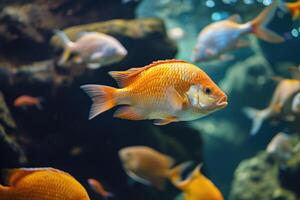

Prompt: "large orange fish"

[0,167,90,200]
[81,59,227,125]
[169,164,224,200]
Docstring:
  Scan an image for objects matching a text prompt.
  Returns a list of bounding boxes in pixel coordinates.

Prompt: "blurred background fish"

[54,30,128,69]
[170,164,224,200]
[243,78,300,135]
[118,146,191,190]
[87,178,114,200]
[13,95,43,110]
[191,0,284,62]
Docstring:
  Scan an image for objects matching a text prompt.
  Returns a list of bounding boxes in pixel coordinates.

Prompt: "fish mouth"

[216,96,228,108]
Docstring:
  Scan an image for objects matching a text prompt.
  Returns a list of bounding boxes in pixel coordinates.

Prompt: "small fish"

[282,0,300,20]
[0,167,90,200]
[167,27,185,40]
[170,164,224,200]
[118,146,191,190]
[292,92,300,113]
[244,79,300,135]
[14,95,43,110]
[81,59,227,125]
[54,30,127,69]
[87,178,114,199]
[192,1,284,62]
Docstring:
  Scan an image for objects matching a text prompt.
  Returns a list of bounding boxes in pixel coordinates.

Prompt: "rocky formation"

[230,134,300,200]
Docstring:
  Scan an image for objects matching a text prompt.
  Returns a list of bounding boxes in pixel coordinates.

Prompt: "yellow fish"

[0,167,90,200]
[81,59,227,125]
[170,164,224,200]
[118,146,191,190]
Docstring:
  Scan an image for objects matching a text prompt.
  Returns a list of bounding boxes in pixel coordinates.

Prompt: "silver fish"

[191,1,284,62]
[54,30,127,69]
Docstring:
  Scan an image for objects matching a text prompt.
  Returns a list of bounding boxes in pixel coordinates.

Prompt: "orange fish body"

[81,60,227,125]
[118,146,191,190]
[87,178,113,199]
[286,0,300,20]
[0,168,90,200]
[14,95,42,108]
[170,165,223,200]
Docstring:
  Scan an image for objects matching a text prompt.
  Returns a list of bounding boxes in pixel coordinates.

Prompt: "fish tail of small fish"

[80,84,118,119]
[167,161,193,188]
[243,107,270,135]
[250,0,285,43]
[103,192,115,200]
[54,29,74,65]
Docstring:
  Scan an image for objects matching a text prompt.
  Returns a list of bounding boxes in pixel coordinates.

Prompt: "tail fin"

[167,161,192,184]
[243,107,269,135]
[250,1,285,43]
[54,29,74,65]
[80,85,117,119]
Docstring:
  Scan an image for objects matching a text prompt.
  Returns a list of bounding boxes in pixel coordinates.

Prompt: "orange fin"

[251,0,285,43]
[109,59,188,87]
[167,161,193,190]
[153,116,178,125]
[114,106,144,120]
[3,168,71,186]
[81,85,117,119]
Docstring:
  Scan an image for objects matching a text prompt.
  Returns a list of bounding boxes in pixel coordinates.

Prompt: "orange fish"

[81,59,227,125]
[13,95,43,109]
[0,167,90,200]
[118,146,191,190]
[87,178,114,199]
[169,164,224,200]
[285,0,300,20]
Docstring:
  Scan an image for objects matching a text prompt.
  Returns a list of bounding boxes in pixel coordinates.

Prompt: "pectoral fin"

[166,86,183,112]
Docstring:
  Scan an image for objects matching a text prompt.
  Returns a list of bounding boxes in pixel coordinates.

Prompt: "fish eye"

[204,87,212,95]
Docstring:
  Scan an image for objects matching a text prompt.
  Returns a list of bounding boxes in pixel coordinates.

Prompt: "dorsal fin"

[3,168,71,186]
[228,14,242,23]
[109,59,188,88]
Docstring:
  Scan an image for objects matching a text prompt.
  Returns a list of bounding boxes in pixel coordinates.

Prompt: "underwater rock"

[229,149,299,200]
[0,92,27,166]
[51,18,177,66]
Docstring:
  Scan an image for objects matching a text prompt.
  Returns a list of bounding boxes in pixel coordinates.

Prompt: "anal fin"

[153,116,178,125]
[114,106,144,120]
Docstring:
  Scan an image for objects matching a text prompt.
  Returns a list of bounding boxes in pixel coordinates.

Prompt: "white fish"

[243,79,300,135]
[191,1,284,62]
[54,30,127,69]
